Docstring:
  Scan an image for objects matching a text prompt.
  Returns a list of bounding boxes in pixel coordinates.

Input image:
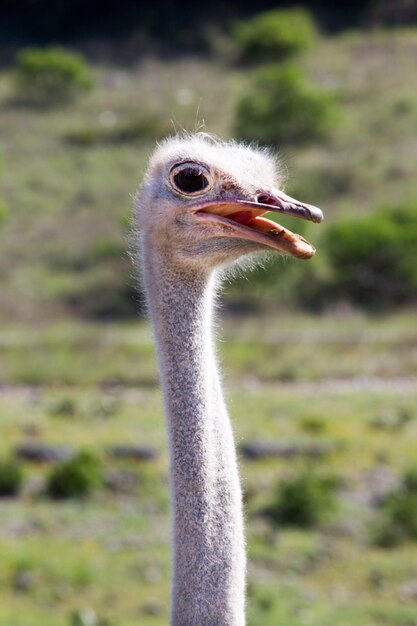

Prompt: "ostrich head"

[137,133,323,270]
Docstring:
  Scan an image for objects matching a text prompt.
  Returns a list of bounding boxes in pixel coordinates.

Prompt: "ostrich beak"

[193,190,323,259]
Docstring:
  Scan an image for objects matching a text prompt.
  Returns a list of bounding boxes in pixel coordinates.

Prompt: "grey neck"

[141,236,245,626]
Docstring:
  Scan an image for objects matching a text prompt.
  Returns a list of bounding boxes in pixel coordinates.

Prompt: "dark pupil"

[174,167,208,193]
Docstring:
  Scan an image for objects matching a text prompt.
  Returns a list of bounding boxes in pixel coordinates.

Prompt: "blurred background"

[0,1,417,625]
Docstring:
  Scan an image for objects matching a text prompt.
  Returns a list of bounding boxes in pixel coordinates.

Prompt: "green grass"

[0,311,416,386]
[0,313,416,625]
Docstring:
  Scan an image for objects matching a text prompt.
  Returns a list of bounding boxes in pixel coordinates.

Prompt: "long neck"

[142,237,245,626]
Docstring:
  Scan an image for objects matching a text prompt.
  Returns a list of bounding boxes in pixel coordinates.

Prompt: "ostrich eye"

[173,167,209,194]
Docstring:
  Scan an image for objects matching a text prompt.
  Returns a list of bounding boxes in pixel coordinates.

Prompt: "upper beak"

[193,188,323,259]
[253,189,323,223]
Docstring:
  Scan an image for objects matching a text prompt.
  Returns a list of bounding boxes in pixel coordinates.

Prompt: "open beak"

[193,190,323,259]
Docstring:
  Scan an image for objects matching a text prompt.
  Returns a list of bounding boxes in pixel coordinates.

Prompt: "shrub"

[233,8,316,63]
[46,451,103,499]
[299,415,327,434]
[403,468,417,493]
[0,459,23,497]
[51,264,139,320]
[264,470,337,527]
[371,468,417,547]
[324,203,417,307]
[49,397,77,418]
[70,269,138,320]
[369,407,413,431]
[15,47,92,105]
[235,64,338,146]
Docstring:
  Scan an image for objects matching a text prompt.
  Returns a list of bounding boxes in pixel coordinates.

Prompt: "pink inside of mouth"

[198,206,281,234]
[224,209,280,234]
[227,210,255,226]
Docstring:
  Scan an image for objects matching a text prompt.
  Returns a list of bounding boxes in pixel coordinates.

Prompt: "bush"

[65,267,138,320]
[369,407,413,431]
[49,396,77,418]
[371,468,417,547]
[264,470,337,527]
[233,8,316,63]
[324,203,417,307]
[49,263,139,320]
[299,415,327,434]
[46,451,103,499]
[0,459,23,497]
[403,468,417,493]
[15,47,92,105]
[235,64,338,146]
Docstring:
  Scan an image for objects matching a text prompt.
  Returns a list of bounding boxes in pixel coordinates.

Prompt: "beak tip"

[314,209,324,223]
[307,205,323,223]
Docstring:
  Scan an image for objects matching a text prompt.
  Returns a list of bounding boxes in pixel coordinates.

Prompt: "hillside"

[1,29,417,322]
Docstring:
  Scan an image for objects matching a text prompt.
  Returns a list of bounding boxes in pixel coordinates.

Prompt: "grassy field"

[0,313,416,626]
[1,24,417,626]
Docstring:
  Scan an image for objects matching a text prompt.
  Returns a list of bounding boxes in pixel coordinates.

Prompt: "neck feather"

[142,236,245,626]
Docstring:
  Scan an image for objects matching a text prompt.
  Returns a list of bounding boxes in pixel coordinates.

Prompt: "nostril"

[257,193,276,206]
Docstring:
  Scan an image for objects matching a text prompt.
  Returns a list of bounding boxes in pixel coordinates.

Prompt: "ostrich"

[135,133,323,625]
